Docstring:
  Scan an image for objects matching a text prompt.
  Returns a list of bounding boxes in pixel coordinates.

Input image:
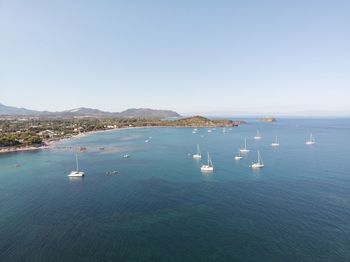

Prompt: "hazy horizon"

[2,101,350,117]
[1,1,349,114]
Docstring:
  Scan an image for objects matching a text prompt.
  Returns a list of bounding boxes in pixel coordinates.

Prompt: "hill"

[117,108,180,118]
[0,103,180,119]
[171,116,244,127]
[0,103,41,116]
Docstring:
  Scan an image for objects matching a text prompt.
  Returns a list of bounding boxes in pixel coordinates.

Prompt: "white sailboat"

[306,133,316,145]
[192,128,198,134]
[240,138,250,153]
[234,149,243,160]
[201,152,214,172]
[254,130,262,140]
[68,153,85,177]
[193,144,202,159]
[252,150,264,169]
[271,136,280,147]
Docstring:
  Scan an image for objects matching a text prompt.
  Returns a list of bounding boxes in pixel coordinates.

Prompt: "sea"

[0,118,349,261]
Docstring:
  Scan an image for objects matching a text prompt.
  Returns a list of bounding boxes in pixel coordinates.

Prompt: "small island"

[259,117,276,123]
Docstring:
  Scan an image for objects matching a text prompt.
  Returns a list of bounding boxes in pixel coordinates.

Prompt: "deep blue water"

[0,118,350,261]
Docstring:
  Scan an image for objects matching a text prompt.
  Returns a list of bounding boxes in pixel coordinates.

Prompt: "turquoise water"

[1,119,350,261]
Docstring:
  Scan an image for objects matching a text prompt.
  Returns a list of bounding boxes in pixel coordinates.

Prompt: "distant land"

[0,115,244,153]
[0,103,180,119]
[259,117,277,122]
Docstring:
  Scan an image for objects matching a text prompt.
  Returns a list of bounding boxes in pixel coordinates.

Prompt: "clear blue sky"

[0,0,349,115]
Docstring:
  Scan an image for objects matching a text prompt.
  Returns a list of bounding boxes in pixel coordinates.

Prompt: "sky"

[0,0,349,115]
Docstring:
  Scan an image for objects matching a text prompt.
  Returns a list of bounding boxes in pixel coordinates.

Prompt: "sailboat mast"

[76,153,79,171]
[260,151,264,165]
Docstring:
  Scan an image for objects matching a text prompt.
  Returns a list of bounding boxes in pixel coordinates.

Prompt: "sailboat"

[201,152,214,172]
[239,138,250,153]
[193,144,202,159]
[305,133,316,145]
[234,149,243,160]
[68,153,85,177]
[254,130,262,140]
[271,136,280,147]
[252,150,264,169]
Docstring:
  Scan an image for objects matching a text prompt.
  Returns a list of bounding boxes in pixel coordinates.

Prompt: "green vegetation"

[0,132,42,147]
[170,116,244,127]
[0,116,244,149]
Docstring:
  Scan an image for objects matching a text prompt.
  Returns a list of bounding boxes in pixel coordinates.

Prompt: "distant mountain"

[0,103,180,119]
[0,103,41,116]
[117,108,180,118]
[62,107,113,117]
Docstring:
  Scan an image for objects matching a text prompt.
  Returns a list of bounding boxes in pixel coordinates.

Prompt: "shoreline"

[0,145,49,154]
[0,125,238,154]
[47,125,154,147]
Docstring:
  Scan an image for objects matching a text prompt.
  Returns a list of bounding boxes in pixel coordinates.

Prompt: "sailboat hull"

[306,141,315,145]
[201,165,213,171]
[68,171,85,177]
[252,164,264,168]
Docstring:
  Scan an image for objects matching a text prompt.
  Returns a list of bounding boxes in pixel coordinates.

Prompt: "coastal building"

[38,130,56,138]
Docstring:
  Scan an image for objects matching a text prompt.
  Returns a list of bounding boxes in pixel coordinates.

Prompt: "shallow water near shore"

[1,118,350,261]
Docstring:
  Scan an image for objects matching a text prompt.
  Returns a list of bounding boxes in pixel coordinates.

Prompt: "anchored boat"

[252,150,264,169]
[201,152,214,172]
[68,153,85,177]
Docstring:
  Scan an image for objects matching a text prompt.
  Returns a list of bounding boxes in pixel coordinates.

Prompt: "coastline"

[47,126,150,147]
[0,127,134,154]
[0,124,239,154]
[0,145,49,154]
